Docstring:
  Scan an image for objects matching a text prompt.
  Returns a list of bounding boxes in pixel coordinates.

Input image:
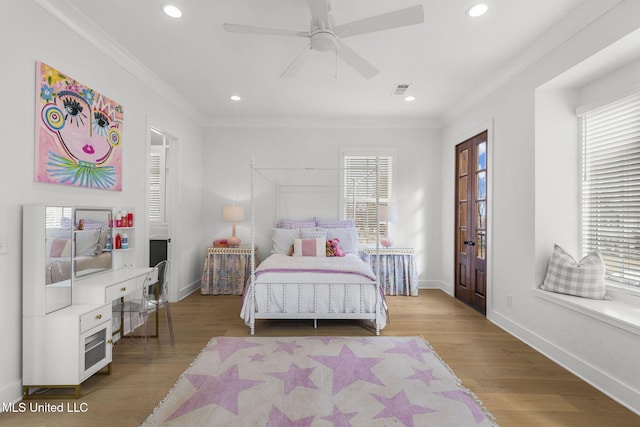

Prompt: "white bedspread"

[240,253,387,330]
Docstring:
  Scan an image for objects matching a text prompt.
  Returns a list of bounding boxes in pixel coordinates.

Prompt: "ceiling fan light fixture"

[162,4,183,19]
[467,3,488,18]
[229,95,242,101]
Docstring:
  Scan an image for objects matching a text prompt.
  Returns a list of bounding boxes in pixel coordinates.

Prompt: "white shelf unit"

[111,208,136,268]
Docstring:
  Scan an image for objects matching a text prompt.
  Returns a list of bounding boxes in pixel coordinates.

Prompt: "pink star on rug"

[268,363,318,395]
[322,404,358,426]
[372,390,436,427]
[436,390,488,423]
[306,336,343,345]
[310,345,384,395]
[275,340,302,354]
[266,406,314,427]
[359,337,376,346]
[165,364,263,421]
[407,367,440,386]
[385,338,432,362]
[207,337,262,362]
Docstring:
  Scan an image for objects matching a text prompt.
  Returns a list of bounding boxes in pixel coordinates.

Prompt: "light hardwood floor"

[2,289,638,426]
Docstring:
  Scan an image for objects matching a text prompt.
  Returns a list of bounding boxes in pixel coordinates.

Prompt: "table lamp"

[222,205,245,247]
[379,205,398,247]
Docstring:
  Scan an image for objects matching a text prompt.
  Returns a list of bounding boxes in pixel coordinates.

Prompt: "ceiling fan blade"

[223,23,310,38]
[280,45,313,78]
[335,40,379,79]
[307,0,330,28]
[334,4,424,39]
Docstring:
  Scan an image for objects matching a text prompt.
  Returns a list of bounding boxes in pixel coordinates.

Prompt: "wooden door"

[455,131,488,314]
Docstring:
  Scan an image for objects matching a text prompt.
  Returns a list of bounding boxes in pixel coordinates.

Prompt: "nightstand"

[362,247,418,296]
[201,246,259,295]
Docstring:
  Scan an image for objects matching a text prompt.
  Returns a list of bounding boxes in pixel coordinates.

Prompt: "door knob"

[464,240,476,246]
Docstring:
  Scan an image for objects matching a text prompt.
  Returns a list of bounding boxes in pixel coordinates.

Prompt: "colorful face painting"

[35,61,123,190]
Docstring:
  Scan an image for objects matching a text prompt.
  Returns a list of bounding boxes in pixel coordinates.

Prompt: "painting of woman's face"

[36,62,123,190]
[49,91,116,165]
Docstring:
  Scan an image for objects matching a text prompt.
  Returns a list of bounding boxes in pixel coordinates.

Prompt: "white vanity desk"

[73,267,155,305]
[74,267,155,340]
[22,205,152,399]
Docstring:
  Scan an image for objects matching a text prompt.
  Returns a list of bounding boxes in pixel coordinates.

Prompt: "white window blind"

[148,146,166,223]
[581,90,640,287]
[343,155,392,245]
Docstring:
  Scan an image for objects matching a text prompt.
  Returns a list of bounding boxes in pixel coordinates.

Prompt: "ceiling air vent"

[392,83,411,95]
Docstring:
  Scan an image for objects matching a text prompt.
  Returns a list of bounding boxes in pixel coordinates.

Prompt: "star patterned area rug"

[141,336,498,427]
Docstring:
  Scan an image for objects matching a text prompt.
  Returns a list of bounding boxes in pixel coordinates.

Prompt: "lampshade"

[379,205,398,223]
[222,205,245,222]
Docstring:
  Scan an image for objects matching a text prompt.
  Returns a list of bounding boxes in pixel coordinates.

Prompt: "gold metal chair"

[113,260,175,360]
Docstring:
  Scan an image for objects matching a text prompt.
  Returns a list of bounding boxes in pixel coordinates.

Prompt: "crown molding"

[34,0,208,126]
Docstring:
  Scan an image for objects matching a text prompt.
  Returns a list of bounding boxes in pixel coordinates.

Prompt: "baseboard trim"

[489,309,640,415]
[178,281,200,301]
[0,379,22,412]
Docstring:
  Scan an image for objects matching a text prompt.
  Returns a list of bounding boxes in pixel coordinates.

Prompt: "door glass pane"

[459,202,467,227]
[477,171,486,200]
[459,229,467,253]
[476,201,486,229]
[476,230,486,259]
[458,176,467,201]
[459,149,468,175]
[477,142,486,170]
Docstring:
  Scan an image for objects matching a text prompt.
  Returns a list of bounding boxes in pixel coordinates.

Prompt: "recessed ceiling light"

[162,4,183,19]
[404,96,416,102]
[229,95,242,101]
[467,3,488,17]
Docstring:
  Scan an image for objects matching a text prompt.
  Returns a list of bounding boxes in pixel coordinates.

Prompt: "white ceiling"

[41,0,595,127]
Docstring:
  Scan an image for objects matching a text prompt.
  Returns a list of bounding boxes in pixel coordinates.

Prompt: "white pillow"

[326,228,359,255]
[292,238,326,257]
[300,227,327,239]
[541,244,606,299]
[75,230,101,256]
[271,228,300,254]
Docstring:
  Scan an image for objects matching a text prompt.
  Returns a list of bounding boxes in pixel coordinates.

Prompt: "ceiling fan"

[223,0,424,79]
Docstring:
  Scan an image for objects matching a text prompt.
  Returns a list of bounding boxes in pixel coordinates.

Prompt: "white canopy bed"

[240,159,387,335]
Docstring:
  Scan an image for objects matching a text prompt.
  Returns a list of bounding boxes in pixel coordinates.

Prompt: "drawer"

[105,280,135,301]
[80,304,111,333]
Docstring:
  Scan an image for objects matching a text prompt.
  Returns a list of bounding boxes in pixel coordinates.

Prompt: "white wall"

[441,1,640,413]
[203,126,442,288]
[0,1,205,403]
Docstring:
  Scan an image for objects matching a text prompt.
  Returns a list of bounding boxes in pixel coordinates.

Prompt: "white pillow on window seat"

[541,244,606,299]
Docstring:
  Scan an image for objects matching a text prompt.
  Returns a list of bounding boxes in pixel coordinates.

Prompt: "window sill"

[532,288,640,336]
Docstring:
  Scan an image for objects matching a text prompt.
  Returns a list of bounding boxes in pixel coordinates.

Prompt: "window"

[342,152,393,245]
[581,91,640,287]
[149,128,168,224]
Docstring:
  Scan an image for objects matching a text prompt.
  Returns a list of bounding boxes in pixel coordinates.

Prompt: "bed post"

[375,156,381,335]
[250,158,256,335]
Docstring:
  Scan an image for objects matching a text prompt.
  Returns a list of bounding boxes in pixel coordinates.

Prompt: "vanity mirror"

[73,208,113,279]
[44,206,73,313]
